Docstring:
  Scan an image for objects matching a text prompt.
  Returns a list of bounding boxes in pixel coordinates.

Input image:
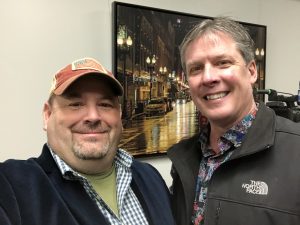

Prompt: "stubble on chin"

[72,139,110,160]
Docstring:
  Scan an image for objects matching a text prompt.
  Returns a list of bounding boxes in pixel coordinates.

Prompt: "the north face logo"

[242,180,268,195]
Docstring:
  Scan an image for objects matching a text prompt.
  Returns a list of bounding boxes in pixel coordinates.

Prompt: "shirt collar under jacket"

[199,106,258,158]
[47,144,132,179]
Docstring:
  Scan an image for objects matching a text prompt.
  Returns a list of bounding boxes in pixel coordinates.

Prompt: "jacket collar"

[167,134,201,184]
[167,103,276,171]
[36,144,59,173]
[167,134,201,224]
[35,144,109,224]
[230,103,276,160]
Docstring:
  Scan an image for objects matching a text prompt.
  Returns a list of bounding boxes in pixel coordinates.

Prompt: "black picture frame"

[112,1,267,157]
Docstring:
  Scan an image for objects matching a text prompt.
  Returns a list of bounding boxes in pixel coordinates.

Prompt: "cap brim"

[53,71,123,96]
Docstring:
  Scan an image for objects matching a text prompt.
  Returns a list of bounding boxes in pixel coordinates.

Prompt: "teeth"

[206,92,227,100]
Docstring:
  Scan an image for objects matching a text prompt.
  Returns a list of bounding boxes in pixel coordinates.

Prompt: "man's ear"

[247,60,258,85]
[119,104,122,118]
[43,102,51,131]
[119,104,124,131]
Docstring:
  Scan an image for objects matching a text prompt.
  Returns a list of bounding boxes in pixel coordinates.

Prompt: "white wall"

[1,0,300,186]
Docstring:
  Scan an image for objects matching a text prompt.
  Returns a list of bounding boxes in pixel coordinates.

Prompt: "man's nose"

[85,105,101,122]
[202,65,218,84]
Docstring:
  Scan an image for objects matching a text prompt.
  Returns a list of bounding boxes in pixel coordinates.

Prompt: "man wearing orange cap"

[0,57,175,225]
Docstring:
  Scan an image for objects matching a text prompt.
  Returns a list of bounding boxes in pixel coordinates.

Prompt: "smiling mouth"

[205,92,228,100]
[77,131,107,135]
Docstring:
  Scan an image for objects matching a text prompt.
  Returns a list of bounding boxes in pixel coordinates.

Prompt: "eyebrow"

[186,60,202,68]
[187,54,233,65]
[213,54,233,61]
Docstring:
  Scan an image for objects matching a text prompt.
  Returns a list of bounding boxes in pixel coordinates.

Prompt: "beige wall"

[1,0,300,186]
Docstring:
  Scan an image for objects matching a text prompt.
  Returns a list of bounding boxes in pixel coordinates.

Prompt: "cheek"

[187,77,205,103]
[221,69,245,89]
[221,67,238,81]
[187,79,203,107]
[102,111,122,127]
[188,77,200,92]
[111,116,123,129]
[47,113,74,135]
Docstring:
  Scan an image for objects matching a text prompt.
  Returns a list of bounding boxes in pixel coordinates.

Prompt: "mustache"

[71,125,110,134]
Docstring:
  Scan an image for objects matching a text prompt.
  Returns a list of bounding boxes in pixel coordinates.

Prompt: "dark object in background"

[254,88,300,122]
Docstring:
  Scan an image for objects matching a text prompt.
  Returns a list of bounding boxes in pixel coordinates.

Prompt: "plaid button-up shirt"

[49,146,149,225]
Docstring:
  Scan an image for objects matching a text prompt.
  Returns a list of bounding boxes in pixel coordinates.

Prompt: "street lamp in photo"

[255,47,265,102]
[117,25,133,118]
[159,66,167,75]
[255,48,265,79]
[146,55,156,100]
[159,66,167,97]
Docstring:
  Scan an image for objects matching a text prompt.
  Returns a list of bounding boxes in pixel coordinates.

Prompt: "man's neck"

[209,102,258,154]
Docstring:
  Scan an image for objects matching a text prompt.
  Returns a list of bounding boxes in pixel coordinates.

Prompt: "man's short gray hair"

[179,16,255,74]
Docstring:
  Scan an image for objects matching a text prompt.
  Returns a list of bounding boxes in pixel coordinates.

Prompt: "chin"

[74,150,108,160]
[205,109,234,122]
[72,143,110,160]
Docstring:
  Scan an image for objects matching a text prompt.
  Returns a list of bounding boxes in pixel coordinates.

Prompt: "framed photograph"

[112,1,267,157]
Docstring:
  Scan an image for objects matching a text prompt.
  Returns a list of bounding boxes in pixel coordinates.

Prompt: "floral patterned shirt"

[192,108,257,225]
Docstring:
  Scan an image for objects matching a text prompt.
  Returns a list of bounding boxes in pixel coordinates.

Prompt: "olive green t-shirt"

[83,164,119,216]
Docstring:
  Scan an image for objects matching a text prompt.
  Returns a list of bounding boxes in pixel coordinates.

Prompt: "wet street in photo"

[119,101,200,157]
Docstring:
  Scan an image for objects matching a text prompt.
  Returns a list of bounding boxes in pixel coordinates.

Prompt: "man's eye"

[98,103,114,108]
[189,66,203,76]
[217,60,231,68]
[69,102,83,108]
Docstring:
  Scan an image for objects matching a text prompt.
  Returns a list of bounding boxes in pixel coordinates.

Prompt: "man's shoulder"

[259,103,300,135]
[1,157,38,170]
[0,157,45,181]
[131,159,159,175]
[276,115,300,131]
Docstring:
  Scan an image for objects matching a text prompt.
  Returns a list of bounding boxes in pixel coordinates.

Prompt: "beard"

[72,134,114,160]
[69,121,122,161]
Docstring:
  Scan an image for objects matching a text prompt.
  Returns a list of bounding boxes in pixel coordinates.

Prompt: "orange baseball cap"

[50,57,123,96]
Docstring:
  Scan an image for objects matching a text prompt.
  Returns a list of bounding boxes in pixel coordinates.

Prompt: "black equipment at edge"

[254,88,300,122]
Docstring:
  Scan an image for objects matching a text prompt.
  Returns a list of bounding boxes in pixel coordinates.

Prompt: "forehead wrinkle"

[188,33,237,62]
